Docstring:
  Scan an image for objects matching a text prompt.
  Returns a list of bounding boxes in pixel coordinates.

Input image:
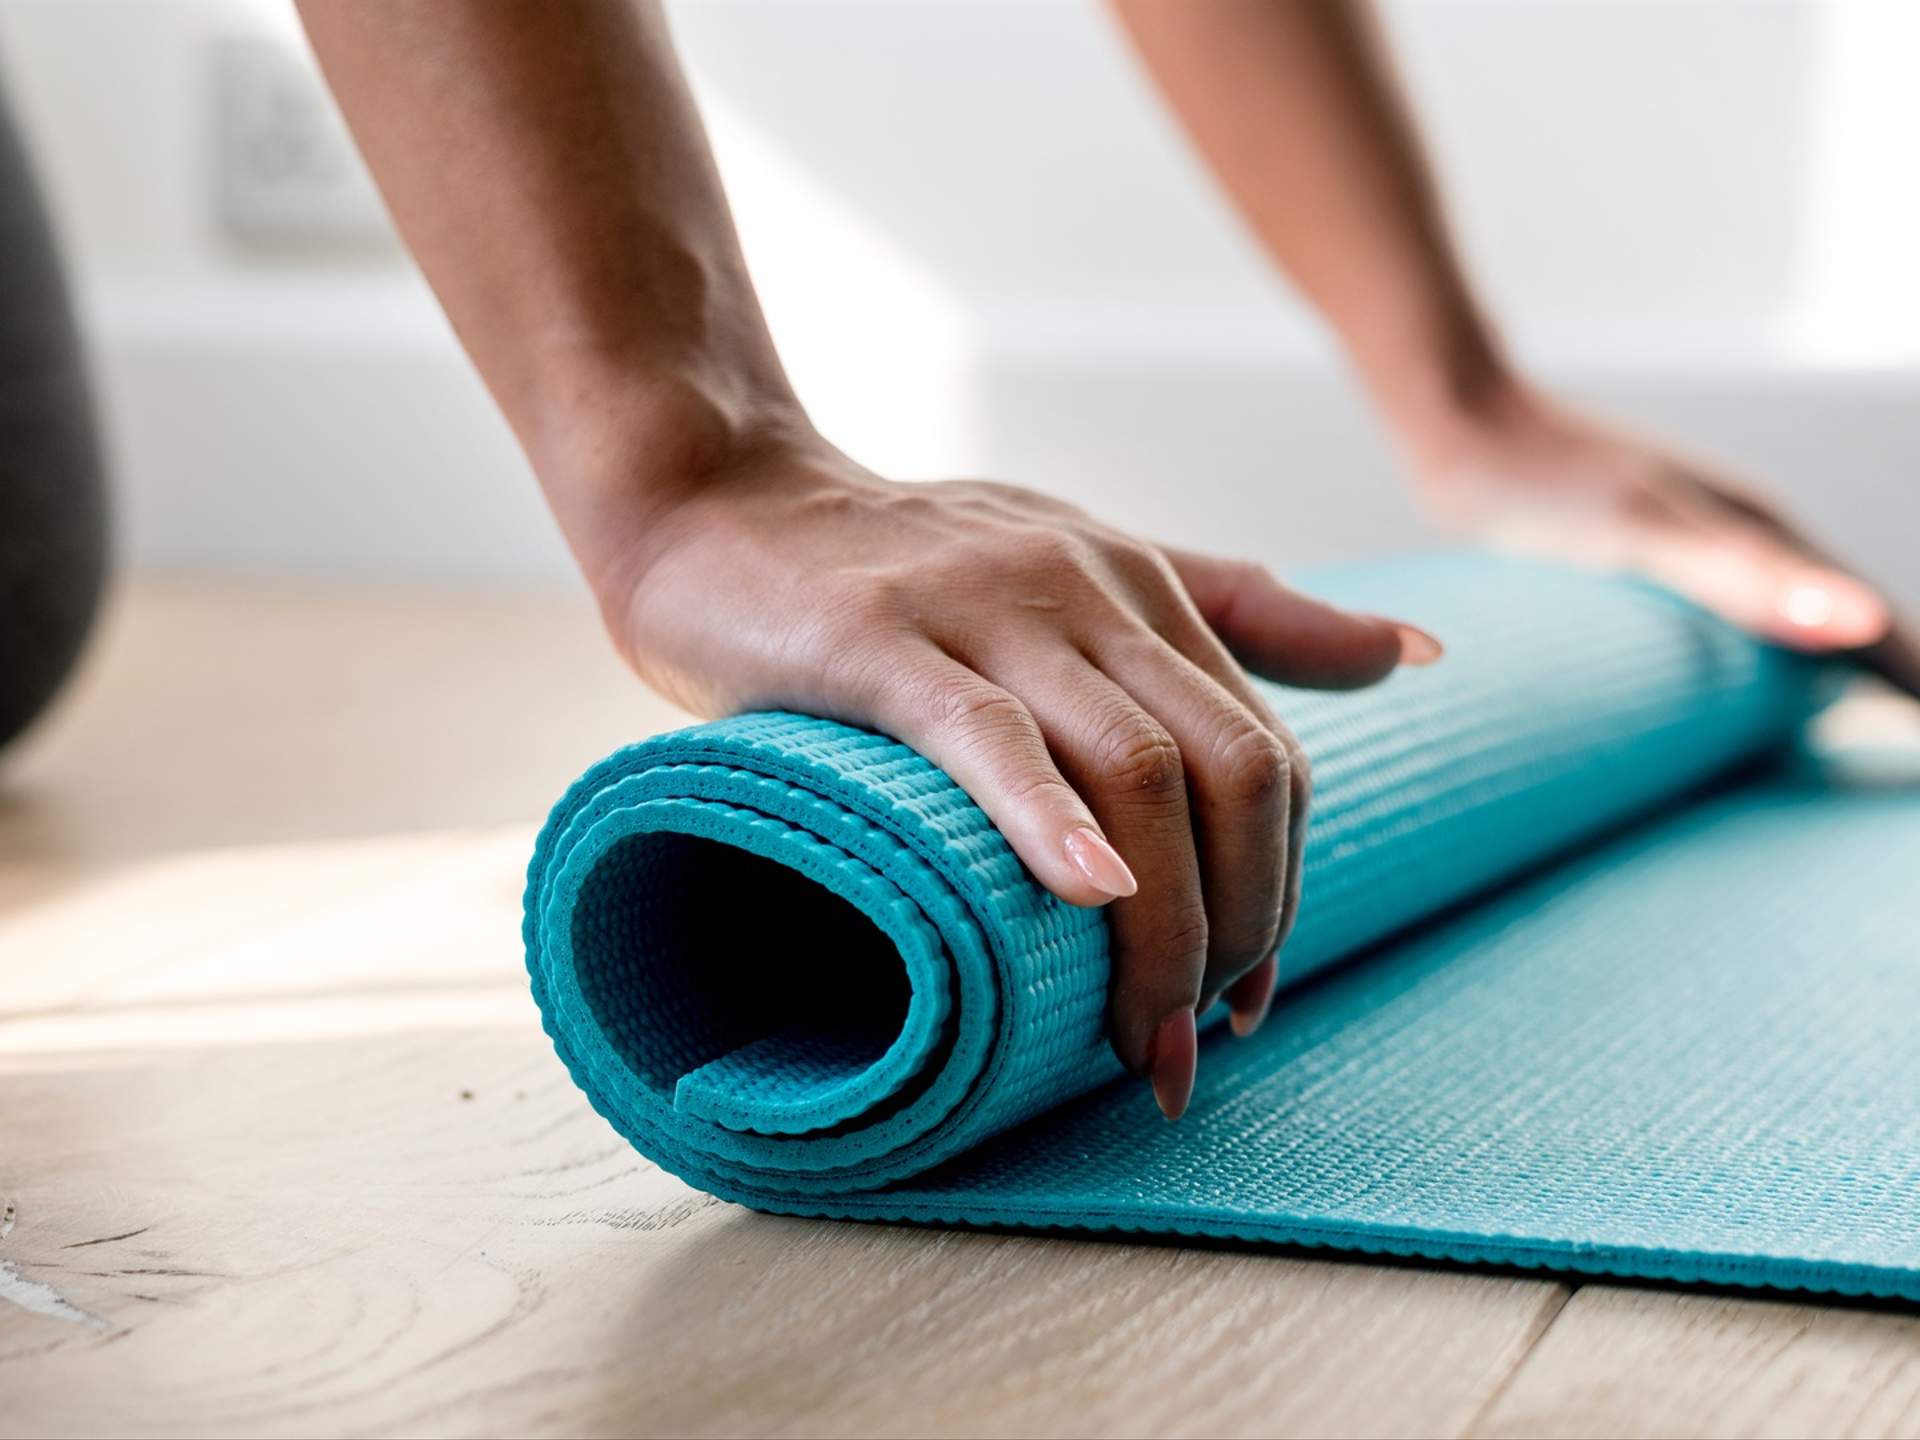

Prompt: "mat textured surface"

[525,554,1920,1298]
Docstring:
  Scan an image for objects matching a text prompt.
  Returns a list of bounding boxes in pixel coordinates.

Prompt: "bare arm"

[296,0,799,595]
[1113,0,1916,688]
[299,0,1439,1115]
[1111,0,1496,443]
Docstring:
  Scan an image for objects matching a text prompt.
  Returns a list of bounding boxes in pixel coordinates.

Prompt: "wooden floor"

[4,580,1919,1439]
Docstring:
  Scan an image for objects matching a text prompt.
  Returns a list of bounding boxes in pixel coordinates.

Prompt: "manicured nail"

[1229,969,1277,1039]
[1779,582,1836,629]
[1147,1007,1198,1121]
[1778,578,1889,647]
[1393,622,1445,666]
[1064,826,1138,899]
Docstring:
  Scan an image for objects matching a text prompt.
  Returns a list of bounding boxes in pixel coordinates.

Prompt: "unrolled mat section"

[525,554,1920,1298]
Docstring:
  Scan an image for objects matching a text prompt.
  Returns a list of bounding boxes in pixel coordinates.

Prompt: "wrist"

[1336,285,1541,480]
[1375,358,1563,491]
[523,354,826,604]
[526,345,811,488]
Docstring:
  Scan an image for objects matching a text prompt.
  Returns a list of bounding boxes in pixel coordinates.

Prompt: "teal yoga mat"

[525,553,1920,1299]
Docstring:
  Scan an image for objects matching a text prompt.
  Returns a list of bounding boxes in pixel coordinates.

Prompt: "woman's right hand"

[295,0,1440,1121]
[580,419,1440,1119]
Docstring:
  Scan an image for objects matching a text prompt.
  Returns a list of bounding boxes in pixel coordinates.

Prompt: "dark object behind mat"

[0,82,109,753]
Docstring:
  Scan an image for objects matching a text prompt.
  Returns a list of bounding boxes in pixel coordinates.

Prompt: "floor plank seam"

[1457,1281,1580,1437]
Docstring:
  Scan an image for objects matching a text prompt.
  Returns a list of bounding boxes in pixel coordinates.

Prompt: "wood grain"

[1471,1285,1920,1439]
[1,828,1564,1439]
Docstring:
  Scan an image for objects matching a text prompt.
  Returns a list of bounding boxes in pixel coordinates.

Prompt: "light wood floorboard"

[4,581,1915,1438]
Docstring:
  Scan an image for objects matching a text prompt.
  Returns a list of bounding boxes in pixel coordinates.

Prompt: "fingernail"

[1147,1007,1198,1122]
[1778,577,1890,647]
[1229,970,1277,1039]
[1393,622,1445,667]
[1064,826,1138,899]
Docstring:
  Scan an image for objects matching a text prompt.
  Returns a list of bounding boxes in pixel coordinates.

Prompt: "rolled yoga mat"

[525,552,1920,1299]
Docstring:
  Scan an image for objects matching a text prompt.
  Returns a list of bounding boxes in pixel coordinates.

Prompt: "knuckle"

[1158,912,1213,975]
[1102,535,1176,588]
[958,529,1106,614]
[928,677,1033,744]
[1008,527,1085,576]
[1211,911,1283,979]
[1092,713,1184,797]
[1001,767,1082,810]
[1212,722,1292,808]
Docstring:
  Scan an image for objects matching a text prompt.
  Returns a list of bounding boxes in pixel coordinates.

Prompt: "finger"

[1702,506,1914,689]
[850,645,1137,911]
[1631,526,1891,653]
[1091,631,1293,1020]
[1232,724,1312,1038]
[1224,954,1278,1038]
[1134,577,1312,1039]
[1160,547,1442,688]
[985,650,1209,1113]
[1210,741,1300,1040]
[1682,502,1916,690]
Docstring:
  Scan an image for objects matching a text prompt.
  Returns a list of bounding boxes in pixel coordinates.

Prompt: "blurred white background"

[1,0,1915,600]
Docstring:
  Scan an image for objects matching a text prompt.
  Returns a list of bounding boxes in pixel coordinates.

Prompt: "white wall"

[1,0,1915,598]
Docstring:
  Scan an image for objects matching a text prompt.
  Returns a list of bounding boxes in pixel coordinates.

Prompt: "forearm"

[298,0,807,587]
[300,0,1455,1102]
[1108,0,1511,455]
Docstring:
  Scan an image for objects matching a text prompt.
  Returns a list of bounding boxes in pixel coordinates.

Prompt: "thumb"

[1161,547,1443,690]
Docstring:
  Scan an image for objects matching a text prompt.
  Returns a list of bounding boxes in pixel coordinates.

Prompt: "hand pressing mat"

[524,553,1920,1299]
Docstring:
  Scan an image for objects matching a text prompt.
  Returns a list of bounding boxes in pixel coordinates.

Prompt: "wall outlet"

[210,35,393,252]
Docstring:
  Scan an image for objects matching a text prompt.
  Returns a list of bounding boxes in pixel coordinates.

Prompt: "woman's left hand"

[1408,381,1920,698]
